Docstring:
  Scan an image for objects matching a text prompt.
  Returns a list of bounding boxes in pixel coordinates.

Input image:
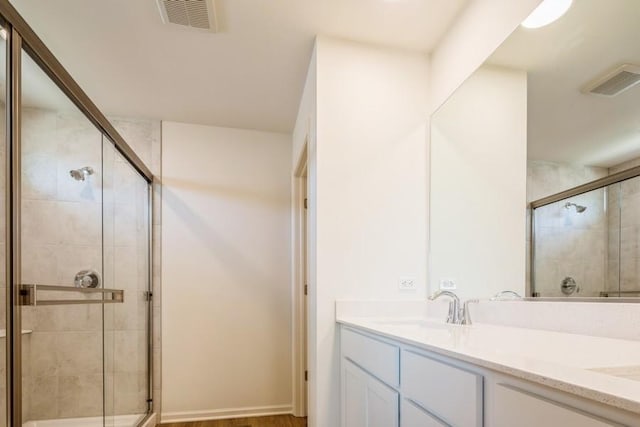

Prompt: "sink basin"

[589,366,640,382]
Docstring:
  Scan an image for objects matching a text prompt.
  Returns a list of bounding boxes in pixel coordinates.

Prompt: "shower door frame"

[0,0,156,425]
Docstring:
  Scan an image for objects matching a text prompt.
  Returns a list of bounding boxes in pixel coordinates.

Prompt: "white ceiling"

[488,0,640,168]
[10,0,468,133]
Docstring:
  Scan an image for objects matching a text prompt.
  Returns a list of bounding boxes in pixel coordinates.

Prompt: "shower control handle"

[74,270,100,288]
[560,276,579,295]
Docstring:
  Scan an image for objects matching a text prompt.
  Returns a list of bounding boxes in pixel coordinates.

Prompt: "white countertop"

[337,315,640,414]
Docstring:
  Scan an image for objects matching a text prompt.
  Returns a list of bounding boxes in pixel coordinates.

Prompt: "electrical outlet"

[399,276,417,291]
[439,278,456,290]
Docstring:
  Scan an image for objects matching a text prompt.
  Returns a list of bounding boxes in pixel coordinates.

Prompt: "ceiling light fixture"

[521,0,573,29]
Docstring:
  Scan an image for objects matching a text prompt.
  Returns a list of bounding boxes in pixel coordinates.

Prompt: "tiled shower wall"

[14,107,161,421]
[608,158,640,295]
[527,160,608,296]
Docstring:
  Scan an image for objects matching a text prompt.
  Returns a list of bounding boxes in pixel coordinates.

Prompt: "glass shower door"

[103,143,150,427]
[18,48,114,425]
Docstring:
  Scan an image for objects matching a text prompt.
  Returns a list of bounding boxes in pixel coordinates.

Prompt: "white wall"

[161,122,292,421]
[430,65,528,299]
[293,37,430,426]
[428,0,542,112]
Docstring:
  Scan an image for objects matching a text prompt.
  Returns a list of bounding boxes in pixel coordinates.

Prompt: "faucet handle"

[490,290,522,301]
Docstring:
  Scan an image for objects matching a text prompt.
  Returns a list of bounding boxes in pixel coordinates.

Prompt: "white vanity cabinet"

[341,327,481,427]
[340,324,640,427]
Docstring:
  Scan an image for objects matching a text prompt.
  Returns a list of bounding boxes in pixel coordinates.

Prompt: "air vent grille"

[157,0,217,32]
[583,64,640,97]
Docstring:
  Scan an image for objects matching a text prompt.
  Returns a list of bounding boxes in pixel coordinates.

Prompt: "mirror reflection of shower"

[564,202,587,213]
[69,166,94,181]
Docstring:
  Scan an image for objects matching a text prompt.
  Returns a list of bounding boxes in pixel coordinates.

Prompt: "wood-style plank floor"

[161,415,307,427]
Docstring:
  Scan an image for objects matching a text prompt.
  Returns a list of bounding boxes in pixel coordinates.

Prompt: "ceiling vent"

[156,0,218,32]
[582,64,640,97]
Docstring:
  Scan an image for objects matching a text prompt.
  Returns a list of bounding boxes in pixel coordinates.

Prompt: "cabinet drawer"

[493,384,621,427]
[401,350,482,427]
[342,327,400,387]
[401,399,447,427]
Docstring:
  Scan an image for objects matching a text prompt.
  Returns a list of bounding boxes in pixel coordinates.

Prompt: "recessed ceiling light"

[521,0,573,29]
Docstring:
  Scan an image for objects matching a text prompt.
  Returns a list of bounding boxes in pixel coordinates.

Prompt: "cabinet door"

[493,384,620,427]
[342,359,399,427]
[343,359,367,427]
[366,370,399,427]
[401,399,448,427]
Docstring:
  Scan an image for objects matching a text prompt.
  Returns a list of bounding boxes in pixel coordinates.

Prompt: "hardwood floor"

[161,415,307,427]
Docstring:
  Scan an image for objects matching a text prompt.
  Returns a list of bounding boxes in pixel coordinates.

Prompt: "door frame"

[292,140,308,417]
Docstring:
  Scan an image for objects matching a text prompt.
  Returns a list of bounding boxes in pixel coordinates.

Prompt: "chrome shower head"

[564,202,587,213]
[69,166,94,181]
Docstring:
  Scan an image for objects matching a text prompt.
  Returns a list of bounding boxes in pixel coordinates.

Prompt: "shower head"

[564,202,587,213]
[69,166,94,181]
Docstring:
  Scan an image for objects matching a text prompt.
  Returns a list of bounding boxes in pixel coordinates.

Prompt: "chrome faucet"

[428,290,461,324]
[461,299,479,325]
[429,290,478,325]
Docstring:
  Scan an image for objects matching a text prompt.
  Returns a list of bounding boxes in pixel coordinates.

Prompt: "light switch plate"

[399,276,417,291]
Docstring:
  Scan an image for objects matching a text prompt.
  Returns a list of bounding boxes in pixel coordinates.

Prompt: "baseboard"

[140,412,157,427]
[161,404,293,423]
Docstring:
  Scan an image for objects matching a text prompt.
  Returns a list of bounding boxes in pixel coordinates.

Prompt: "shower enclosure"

[0,1,154,426]
[530,168,640,299]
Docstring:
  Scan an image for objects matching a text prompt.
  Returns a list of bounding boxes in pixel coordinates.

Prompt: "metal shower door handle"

[18,284,124,306]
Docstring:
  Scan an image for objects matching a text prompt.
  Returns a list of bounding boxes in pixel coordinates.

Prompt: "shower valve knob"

[74,270,100,288]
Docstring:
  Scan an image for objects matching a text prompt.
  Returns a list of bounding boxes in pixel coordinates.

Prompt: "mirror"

[430,0,640,299]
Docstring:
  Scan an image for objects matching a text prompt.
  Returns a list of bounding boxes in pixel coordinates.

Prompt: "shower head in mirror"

[69,166,94,181]
[564,202,586,213]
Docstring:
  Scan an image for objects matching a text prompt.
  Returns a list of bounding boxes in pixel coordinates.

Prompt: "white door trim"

[292,139,308,417]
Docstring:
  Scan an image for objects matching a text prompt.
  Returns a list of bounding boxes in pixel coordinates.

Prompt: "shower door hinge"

[304,198,308,209]
[304,284,308,296]
[305,370,308,381]
[145,291,153,301]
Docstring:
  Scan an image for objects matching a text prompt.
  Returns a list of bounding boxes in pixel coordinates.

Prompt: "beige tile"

[35,303,102,332]
[21,244,57,286]
[114,202,137,247]
[114,330,145,374]
[113,291,146,331]
[0,385,6,427]
[21,108,58,156]
[22,153,58,201]
[112,373,147,415]
[29,332,58,377]
[114,246,138,292]
[114,160,138,206]
[57,201,102,246]
[56,332,102,376]
[29,375,58,420]
[57,374,103,418]
[55,244,101,286]
[21,200,60,246]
